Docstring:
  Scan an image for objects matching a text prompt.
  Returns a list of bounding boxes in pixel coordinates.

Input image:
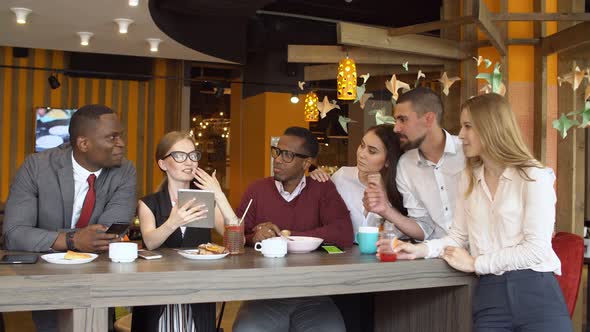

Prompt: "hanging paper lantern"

[337,57,357,100]
[304,91,319,122]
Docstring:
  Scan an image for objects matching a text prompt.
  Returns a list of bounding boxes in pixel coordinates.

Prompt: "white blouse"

[425,165,561,276]
[331,167,381,239]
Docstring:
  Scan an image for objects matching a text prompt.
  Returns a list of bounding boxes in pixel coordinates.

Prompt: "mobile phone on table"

[138,250,162,260]
[105,222,131,236]
[321,243,345,254]
[0,254,38,264]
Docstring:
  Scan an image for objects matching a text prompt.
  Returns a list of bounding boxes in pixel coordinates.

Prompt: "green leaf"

[552,113,577,139]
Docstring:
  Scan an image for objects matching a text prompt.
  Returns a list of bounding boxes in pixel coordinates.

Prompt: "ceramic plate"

[36,135,63,149]
[177,250,229,260]
[41,253,98,265]
[48,125,69,137]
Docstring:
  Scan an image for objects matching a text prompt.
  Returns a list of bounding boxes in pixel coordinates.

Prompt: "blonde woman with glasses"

[132,131,237,332]
[378,93,572,331]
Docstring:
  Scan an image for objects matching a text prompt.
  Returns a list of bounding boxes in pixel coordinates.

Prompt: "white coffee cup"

[254,237,287,258]
[109,242,138,263]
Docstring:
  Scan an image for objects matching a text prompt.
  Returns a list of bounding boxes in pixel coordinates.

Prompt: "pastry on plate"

[198,243,226,254]
[64,250,92,260]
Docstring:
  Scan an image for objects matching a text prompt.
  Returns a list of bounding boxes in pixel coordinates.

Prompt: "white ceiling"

[0,0,232,63]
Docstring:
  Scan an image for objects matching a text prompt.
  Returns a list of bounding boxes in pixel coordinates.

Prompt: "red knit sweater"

[238,177,354,248]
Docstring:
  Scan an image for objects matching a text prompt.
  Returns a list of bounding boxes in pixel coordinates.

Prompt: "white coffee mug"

[109,242,138,263]
[254,237,287,258]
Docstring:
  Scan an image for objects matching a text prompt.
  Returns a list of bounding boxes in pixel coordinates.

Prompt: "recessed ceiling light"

[129,0,139,7]
[146,38,161,52]
[77,32,94,46]
[114,18,134,34]
[10,7,32,24]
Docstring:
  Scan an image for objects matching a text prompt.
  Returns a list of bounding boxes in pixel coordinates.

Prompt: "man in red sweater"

[232,127,353,332]
[237,127,353,248]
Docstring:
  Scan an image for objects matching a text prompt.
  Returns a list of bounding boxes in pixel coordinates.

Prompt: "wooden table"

[0,248,476,332]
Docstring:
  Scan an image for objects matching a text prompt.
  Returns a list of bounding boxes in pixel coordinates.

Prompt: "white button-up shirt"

[425,166,561,276]
[396,131,465,239]
[275,176,306,202]
[332,167,382,239]
[71,154,102,228]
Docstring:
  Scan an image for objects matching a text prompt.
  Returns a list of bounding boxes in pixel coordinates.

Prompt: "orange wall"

[0,47,182,201]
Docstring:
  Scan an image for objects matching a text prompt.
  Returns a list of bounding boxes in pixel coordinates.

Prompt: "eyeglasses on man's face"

[270,146,309,163]
[163,150,201,163]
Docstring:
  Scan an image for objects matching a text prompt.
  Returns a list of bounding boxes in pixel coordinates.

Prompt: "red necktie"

[76,174,96,229]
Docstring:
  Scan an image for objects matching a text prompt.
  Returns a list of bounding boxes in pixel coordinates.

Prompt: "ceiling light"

[304,92,319,122]
[114,18,134,34]
[146,38,161,52]
[219,112,224,116]
[290,94,300,104]
[129,0,139,6]
[77,32,93,46]
[11,7,32,24]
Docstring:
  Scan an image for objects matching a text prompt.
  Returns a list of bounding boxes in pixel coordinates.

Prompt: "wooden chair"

[552,232,584,317]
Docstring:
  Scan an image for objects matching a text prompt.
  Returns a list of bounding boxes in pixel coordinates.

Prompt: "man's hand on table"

[251,222,281,243]
[73,224,121,252]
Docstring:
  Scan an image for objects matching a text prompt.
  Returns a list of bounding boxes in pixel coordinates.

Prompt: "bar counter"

[0,247,475,332]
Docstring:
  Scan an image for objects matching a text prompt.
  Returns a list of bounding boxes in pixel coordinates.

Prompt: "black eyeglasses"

[270,146,309,163]
[163,150,201,163]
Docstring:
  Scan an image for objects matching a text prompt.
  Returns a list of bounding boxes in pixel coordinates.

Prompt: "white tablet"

[177,189,216,228]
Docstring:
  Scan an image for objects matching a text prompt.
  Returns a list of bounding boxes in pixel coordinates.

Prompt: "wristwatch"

[66,232,76,251]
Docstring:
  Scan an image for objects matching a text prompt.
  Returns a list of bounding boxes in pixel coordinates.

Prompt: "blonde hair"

[462,94,542,196]
[155,131,196,191]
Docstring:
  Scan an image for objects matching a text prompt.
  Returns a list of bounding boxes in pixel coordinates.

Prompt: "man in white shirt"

[364,87,464,240]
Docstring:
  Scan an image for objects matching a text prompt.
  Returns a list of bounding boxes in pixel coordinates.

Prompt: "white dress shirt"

[71,154,102,228]
[275,176,306,202]
[331,167,381,240]
[425,166,562,276]
[396,130,465,239]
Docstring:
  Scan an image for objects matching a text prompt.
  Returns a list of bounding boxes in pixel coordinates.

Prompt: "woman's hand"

[387,241,428,260]
[363,183,392,217]
[309,169,331,182]
[193,168,223,197]
[441,247,475,273]
[166,198,208,229]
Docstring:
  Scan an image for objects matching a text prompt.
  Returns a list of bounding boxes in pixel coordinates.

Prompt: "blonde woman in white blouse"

[378,93,572,331]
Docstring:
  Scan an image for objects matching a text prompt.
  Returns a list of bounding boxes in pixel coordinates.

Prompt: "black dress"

[131,186,216,332]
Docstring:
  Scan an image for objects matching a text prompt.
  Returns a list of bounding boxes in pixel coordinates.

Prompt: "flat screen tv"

[35,107,77,152]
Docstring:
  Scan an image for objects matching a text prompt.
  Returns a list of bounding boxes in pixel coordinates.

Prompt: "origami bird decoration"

[298,81,306,91]
[402,61,409,71]
[338,116,357,134]
[360,93,374,109]
[385,74,411,101]
[360,73,370,84]
[375,110,396,125]
[317,96,340,119]
[437,72,461,96]
[557,66,585,90]
[354,84,366,104]
[552,113,579,139]
[415,70,425,88]
[476,63,503,95]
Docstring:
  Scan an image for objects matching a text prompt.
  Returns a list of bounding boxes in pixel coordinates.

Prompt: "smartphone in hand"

[105,222,131,237]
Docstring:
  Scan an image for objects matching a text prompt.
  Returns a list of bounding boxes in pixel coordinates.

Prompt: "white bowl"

[286,236,324,253]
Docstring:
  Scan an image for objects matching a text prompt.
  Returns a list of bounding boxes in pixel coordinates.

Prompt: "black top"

[140,186,211,248]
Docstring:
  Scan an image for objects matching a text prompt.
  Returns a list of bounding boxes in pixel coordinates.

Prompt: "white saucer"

[41,253,98,265]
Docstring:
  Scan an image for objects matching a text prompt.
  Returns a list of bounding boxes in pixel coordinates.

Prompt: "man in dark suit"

[2,104,137,331]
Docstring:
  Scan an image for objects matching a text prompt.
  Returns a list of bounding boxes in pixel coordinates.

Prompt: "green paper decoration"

[552,113,579,139]
[476,63,503,94]
[338,116,356,134]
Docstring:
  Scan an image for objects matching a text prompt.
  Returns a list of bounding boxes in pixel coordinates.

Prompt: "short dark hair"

[283,126,319,158]
[69,104,115,147]
[397,87,444,123]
